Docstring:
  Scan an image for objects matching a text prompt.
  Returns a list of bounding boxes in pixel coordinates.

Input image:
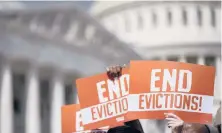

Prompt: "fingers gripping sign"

[164,113,184,129]
[106,64,128,81]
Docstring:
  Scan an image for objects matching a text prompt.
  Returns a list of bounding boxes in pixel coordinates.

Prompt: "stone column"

[202,6,211,27]
[179,56,186,62]
[0,61,13,133]
[187,6,198,27]
[216,57,221,77]
[75,93,79,104]
[214,57,221,101]
[50,72,65,133]
[161,56,167,61]
[215,9,221,31]
[25,66,40,133]
[141,8,152,30]
[198,56,205,65]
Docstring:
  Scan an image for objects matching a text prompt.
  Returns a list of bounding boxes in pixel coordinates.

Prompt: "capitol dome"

[91,1,221,58]
[91,1,221,133]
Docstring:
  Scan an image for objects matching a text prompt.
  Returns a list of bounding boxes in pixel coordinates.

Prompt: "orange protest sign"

[61,104,89,133]
[127,61,215,124]
[61,104,110,133]
[76,68,129,130]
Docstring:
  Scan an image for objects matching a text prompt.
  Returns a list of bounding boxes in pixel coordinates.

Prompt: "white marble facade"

[0,3,139,133]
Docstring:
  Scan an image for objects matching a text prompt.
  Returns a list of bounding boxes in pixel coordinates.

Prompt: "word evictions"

[91,74,129,121]
[139,93,203,111]
[76,111,107,133]
[139,69,203,111]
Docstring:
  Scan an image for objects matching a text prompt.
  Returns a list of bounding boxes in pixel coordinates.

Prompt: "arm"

[165,113,184,133]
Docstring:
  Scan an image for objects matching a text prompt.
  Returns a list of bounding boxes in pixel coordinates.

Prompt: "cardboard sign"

[127,61,215,124]
[76,68,129,130]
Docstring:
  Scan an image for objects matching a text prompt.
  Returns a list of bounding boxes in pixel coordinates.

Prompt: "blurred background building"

[91,1,221,132]
[0,1,221,133]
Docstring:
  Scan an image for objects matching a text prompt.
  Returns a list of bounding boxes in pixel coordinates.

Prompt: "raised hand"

[106,65,126,80]
[164,113,184,129]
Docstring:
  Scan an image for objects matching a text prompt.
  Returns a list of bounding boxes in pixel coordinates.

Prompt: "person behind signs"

[214,104,221,133]
[165,113,220,133]
[106,65,144,133]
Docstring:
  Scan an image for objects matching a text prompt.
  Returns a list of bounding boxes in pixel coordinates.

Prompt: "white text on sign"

[91,74,129,121]
[138,69,204,112]
[150,69,192,92]
[76,111,108,132]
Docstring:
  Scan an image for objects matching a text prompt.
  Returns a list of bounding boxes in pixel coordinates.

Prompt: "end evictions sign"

[76,68,129,130]
[127,61,215,124]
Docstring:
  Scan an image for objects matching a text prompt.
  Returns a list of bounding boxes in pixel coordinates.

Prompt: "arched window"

[197,7,202,26]
[205,56,215,66]
[137,12,143,29]
[40,79,51,133]
[167,57,178,61]
[210,8,216,27]
[40,13,57,30]
[186,56,197,64]
[13,73,25,115]
[151,10,157,27]
[182,7,188,25]
[13,73,26,133]
[124,15,130,32]
[167,10,172,26]
[65,84,74,105]
[59,15,72,34]
[51,13,64,34]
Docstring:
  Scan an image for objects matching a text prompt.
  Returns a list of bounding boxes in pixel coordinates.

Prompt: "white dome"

[90,1,221,58]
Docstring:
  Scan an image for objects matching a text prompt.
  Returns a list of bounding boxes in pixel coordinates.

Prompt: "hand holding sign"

[165,113,184,129]
[106,64,128,81]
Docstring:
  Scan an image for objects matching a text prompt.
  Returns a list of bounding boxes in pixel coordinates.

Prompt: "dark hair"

[172,123,210,133]
[124,119,144,133]
[107,119,144,133]
[215,124,221,133]
[107,125,141,133]
[91,129,107,133]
